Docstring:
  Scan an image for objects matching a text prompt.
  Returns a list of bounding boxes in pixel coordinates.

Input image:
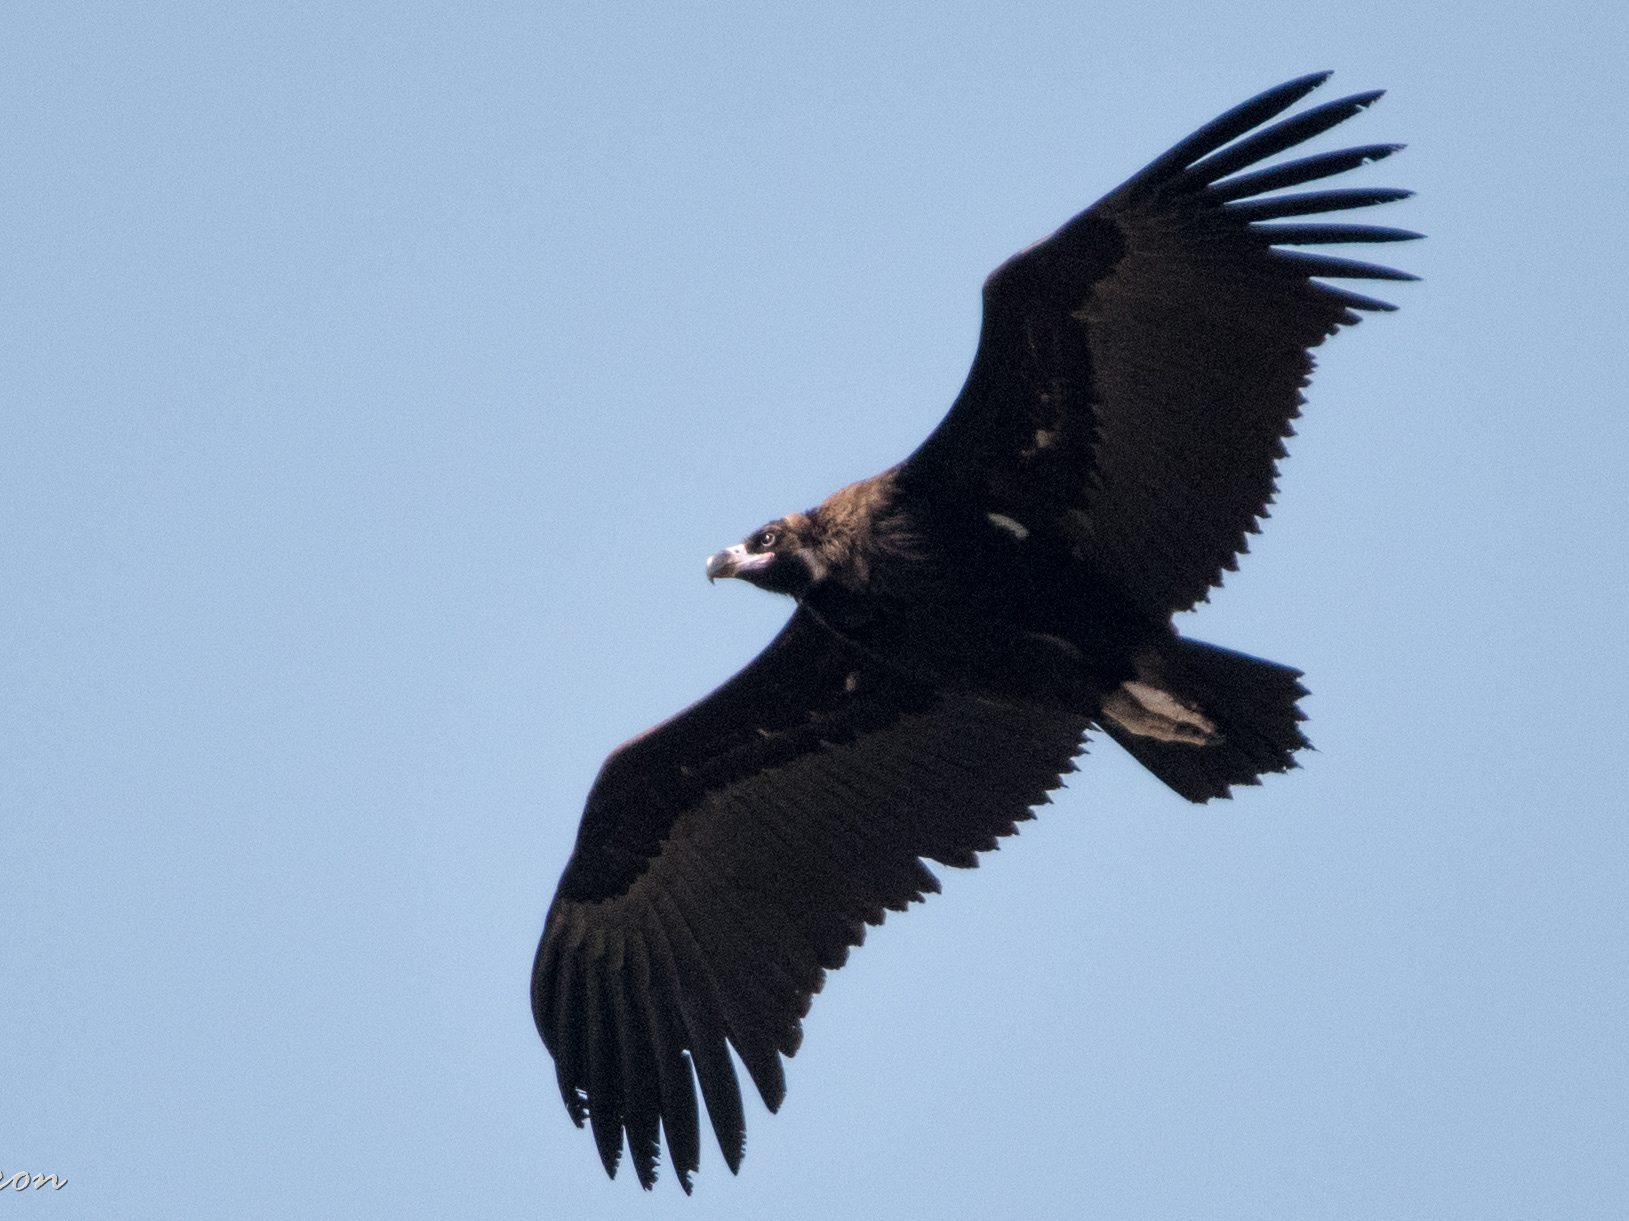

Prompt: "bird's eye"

[757,531,777,549]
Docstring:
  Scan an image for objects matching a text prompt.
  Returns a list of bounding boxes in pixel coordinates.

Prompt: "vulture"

[534,72,1417,1191]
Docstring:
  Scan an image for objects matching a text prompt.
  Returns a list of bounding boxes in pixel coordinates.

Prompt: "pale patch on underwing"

[986,512,1030,541]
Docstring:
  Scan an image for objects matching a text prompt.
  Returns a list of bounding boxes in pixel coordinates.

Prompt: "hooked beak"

[705,544,774,583]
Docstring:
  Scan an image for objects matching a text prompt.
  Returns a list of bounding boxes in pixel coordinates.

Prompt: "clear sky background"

[5,2,1626,1218]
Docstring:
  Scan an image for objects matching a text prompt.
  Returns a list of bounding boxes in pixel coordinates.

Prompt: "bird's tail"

[1097,637,1309,802]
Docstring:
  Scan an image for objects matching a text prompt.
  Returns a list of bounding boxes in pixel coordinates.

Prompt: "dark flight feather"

[534,74,1416,1189]
[1205,144,1404,201]
[1223,186,1415,221]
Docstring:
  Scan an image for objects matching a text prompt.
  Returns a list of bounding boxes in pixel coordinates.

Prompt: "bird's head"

[705,512,826,597]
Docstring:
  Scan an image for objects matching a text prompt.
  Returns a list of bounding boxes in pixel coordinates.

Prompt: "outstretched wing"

[904,72,1419,614]
[534,605,1088,1190]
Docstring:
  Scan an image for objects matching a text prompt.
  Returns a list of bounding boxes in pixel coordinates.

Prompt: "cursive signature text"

[2,1172,67,1191]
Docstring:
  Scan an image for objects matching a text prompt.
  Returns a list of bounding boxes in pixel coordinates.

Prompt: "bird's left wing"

[534,604,1088,1190]
[903,73,1419,615]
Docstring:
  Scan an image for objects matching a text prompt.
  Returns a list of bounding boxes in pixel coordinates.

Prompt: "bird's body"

[534,73,1417,1190]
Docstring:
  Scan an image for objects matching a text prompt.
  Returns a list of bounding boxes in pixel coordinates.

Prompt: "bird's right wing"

[534,604,1088,1190]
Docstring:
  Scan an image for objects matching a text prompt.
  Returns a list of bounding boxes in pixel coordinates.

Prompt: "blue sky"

[4,2,1626,1217]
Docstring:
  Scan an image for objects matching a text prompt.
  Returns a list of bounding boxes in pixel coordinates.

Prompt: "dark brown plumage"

[534,73,1418,1190]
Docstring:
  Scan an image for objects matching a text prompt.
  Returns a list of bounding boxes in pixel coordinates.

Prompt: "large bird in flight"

[534,72,1417,1191]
